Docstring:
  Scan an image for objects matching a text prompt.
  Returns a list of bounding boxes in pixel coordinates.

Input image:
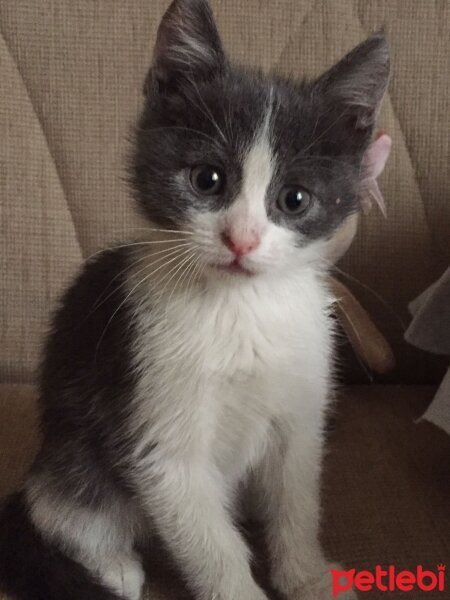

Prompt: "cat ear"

[360,132,392,216]
[316,33,390,131]
[363,132,392,179]
[146,0,226,96]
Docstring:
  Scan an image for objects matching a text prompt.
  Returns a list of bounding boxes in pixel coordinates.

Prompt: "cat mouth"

[213,259,254,276]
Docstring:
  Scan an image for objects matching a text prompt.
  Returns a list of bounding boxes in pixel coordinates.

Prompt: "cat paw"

[100,553,146,600]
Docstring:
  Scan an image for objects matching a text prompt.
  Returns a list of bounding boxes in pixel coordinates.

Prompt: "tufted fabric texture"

[1,0,449,385]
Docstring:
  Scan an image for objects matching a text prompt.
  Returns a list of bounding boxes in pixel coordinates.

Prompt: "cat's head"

[131,0,390,280]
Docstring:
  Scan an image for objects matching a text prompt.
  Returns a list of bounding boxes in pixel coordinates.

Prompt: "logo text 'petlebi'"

[331,564,446,597]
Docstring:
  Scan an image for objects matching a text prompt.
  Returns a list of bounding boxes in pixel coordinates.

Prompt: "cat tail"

[0,492,121,600]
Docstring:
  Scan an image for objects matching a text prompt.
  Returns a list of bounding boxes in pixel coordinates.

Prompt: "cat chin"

[212,261,255,277]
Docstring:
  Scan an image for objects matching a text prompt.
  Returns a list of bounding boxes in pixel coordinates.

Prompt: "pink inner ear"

[361,133,392,217]
[363,133,392,178]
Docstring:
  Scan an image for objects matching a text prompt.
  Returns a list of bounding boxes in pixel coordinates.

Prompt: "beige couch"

[1,1,449,598]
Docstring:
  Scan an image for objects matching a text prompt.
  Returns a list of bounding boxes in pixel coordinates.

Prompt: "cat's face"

[131,0,390,279]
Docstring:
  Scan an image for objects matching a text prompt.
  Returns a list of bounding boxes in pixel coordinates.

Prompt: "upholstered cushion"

[1,384,449,600]
[1,1,449,384]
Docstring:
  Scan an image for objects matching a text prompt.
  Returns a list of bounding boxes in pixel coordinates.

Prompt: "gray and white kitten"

[0,1,390,599]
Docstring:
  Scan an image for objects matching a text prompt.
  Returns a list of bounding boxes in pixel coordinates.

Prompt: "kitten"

[0,0,390,599]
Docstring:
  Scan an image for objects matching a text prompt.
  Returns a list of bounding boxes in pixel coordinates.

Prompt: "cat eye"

[190,165,225,195]
[277,186,312,216]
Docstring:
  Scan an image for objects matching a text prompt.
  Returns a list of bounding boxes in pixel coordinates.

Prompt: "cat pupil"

[199,168,218,189]
[286,190,303,211]
[191,165,223,195]
[277,186,310,215]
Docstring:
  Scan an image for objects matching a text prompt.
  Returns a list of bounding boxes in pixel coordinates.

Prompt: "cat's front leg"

[255,418,357,600]
[136,458,269,600]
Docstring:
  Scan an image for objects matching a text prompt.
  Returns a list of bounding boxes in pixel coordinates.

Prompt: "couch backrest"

[1,0,449,384]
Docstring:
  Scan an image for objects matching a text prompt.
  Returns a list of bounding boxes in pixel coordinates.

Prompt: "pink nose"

[221,230,260,257]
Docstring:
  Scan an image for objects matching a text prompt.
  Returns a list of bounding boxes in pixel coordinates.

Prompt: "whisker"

[184,70,228,145]
[300,108,351,155]
[160,253,200,336]
[86,239,194,262]
[223,95,234,144]
[195,263,209,303]
[157,247,198,298]
[291,155,360,174]
[93,246,195,362]
[129,227,195,235]
[136,125,222,149]
[164,251,198,308]
[109,226,195,238]
[128,263,186,324]
[151,253,198,327]
[88,243,194,316]
[127,246,195,292]
[184,255,204,301]
[177,252,200,299]
[129,249,198,322]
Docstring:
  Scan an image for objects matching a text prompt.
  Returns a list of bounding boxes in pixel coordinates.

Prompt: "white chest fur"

[130,269,333,484]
